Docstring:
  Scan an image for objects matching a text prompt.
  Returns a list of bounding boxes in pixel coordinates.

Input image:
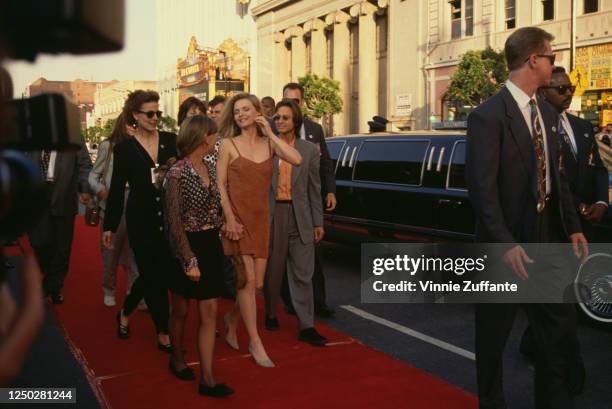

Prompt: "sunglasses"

[273,114,292,121]
[542,84,576,95]
[137,110,163,119]
[283,98,300,105]
[524,54,556,65]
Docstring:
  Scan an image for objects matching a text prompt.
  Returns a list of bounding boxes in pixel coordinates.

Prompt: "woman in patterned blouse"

[163,115,233,398]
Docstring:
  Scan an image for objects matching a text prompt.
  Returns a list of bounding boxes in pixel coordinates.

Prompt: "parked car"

[324,131,612,325]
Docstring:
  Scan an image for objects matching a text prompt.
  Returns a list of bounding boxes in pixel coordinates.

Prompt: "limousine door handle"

[438,199,463,206]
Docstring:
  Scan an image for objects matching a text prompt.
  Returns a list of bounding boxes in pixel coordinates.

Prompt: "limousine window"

[326,140,345,171]
[447,141,466,190]
[354,140,429,185]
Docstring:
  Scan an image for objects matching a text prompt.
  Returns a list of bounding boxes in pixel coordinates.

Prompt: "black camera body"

[2,93,83,151]
[0,0,125,242]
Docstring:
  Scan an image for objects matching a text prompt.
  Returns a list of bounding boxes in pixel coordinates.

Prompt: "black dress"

[163,153,224,300]
[104,131,180,333]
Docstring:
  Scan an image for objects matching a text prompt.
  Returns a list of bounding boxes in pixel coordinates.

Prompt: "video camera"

[0,0,124,241]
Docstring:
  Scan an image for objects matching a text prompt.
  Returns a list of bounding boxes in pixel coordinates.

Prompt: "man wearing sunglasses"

[280,82,336,318]
[540,66,608,239]
[466,27,586,409]
[514,66,609,397]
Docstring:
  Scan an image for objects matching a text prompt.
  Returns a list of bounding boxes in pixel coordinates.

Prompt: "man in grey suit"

[282,82,337,318]
[28,135,92,304]
[263,99,327,346]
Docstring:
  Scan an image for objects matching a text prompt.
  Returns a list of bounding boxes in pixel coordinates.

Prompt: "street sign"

[570,66,589,96]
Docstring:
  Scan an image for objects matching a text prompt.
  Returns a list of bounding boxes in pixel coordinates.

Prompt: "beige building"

[252,0,612,134]
[252,0,403,134]
[93,80,157,126]
[426,0,612,127]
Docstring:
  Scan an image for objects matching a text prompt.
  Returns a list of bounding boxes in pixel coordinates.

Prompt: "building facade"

[28,77,109,129]
[252,0,612,134]
[155,0,258,118]
[176,36,251,106]
[93,79,157,126]
[252,0,410,135]
[427,0,612,127]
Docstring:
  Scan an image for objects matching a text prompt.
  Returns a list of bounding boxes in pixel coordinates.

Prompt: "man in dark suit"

[465,27,588,409]
[517,65,609,395]
[540,66,608,240]
[281,82,337,317]
[28,136,92,304]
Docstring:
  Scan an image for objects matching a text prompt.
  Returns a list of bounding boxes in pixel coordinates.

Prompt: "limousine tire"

[574,253,612,326]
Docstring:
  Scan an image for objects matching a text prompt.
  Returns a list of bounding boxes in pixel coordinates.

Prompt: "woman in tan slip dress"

[217,94,301,367]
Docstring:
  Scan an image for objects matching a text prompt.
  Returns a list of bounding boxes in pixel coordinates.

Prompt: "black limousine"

[323,132,612,324]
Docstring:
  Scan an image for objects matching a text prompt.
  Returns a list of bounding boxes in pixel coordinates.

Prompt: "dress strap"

[229,137,241,157]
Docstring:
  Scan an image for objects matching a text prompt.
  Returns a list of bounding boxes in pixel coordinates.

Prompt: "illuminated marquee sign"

[176,36,250,99]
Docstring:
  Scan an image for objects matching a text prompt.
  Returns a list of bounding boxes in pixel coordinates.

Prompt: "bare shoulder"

[219,138,233,153]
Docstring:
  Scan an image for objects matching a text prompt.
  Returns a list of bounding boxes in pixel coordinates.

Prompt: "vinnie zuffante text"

[370,255,518,293]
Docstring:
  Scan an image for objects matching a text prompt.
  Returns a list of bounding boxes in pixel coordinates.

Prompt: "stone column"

[285,25,305,81]
[304,18,327,77]
[350,1,379,133]
[325,11,351,136]
[274,32,290,96]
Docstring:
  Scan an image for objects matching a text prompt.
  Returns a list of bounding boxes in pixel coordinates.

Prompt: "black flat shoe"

[298,327,327,347]
[169,361,195,381]
[158,342,173,353]
[265,315,279,331]
[198,383,234,398]
[116,311,130,340]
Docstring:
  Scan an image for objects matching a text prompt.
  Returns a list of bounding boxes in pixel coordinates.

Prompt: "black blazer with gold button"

[103,131,177,247]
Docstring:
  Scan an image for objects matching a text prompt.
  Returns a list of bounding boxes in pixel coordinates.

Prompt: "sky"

[5,0,156,97]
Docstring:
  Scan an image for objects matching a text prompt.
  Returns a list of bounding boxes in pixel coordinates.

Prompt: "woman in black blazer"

[103,90,179,351]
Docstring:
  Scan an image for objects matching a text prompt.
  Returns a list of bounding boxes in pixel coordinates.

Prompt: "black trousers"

[475,303,576,409]
[29,210,76,294]
[476,202,576,409]
[280,241,329,311]
[124,239,171,334]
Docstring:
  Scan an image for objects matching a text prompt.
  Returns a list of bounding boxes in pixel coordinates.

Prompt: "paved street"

[317,241,612,409]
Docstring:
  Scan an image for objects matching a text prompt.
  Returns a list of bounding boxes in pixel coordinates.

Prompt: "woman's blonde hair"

[218,93,264,139]
[177,115,217,157]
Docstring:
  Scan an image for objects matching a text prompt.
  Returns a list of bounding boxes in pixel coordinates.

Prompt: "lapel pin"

[160,144,165,149]
[584,133,589,138]
[552,126,556,132]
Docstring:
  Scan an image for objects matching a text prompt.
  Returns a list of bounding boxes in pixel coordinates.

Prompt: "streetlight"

[570,0,576,71]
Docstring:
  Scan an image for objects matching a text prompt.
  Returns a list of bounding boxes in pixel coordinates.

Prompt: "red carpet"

[43,217,478,409]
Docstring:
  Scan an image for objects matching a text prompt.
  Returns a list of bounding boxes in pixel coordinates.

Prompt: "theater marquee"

[176,36,250,104]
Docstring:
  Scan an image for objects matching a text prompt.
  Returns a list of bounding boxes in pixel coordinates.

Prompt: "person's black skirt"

[169,229,224,300]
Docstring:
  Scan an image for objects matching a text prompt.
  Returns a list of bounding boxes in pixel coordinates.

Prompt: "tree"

[84,117,116,145]
[83,126,104,145]
[158,115,178,134]
[298,74,343,120]
[102,117,117,138]
[447,47,508,109]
